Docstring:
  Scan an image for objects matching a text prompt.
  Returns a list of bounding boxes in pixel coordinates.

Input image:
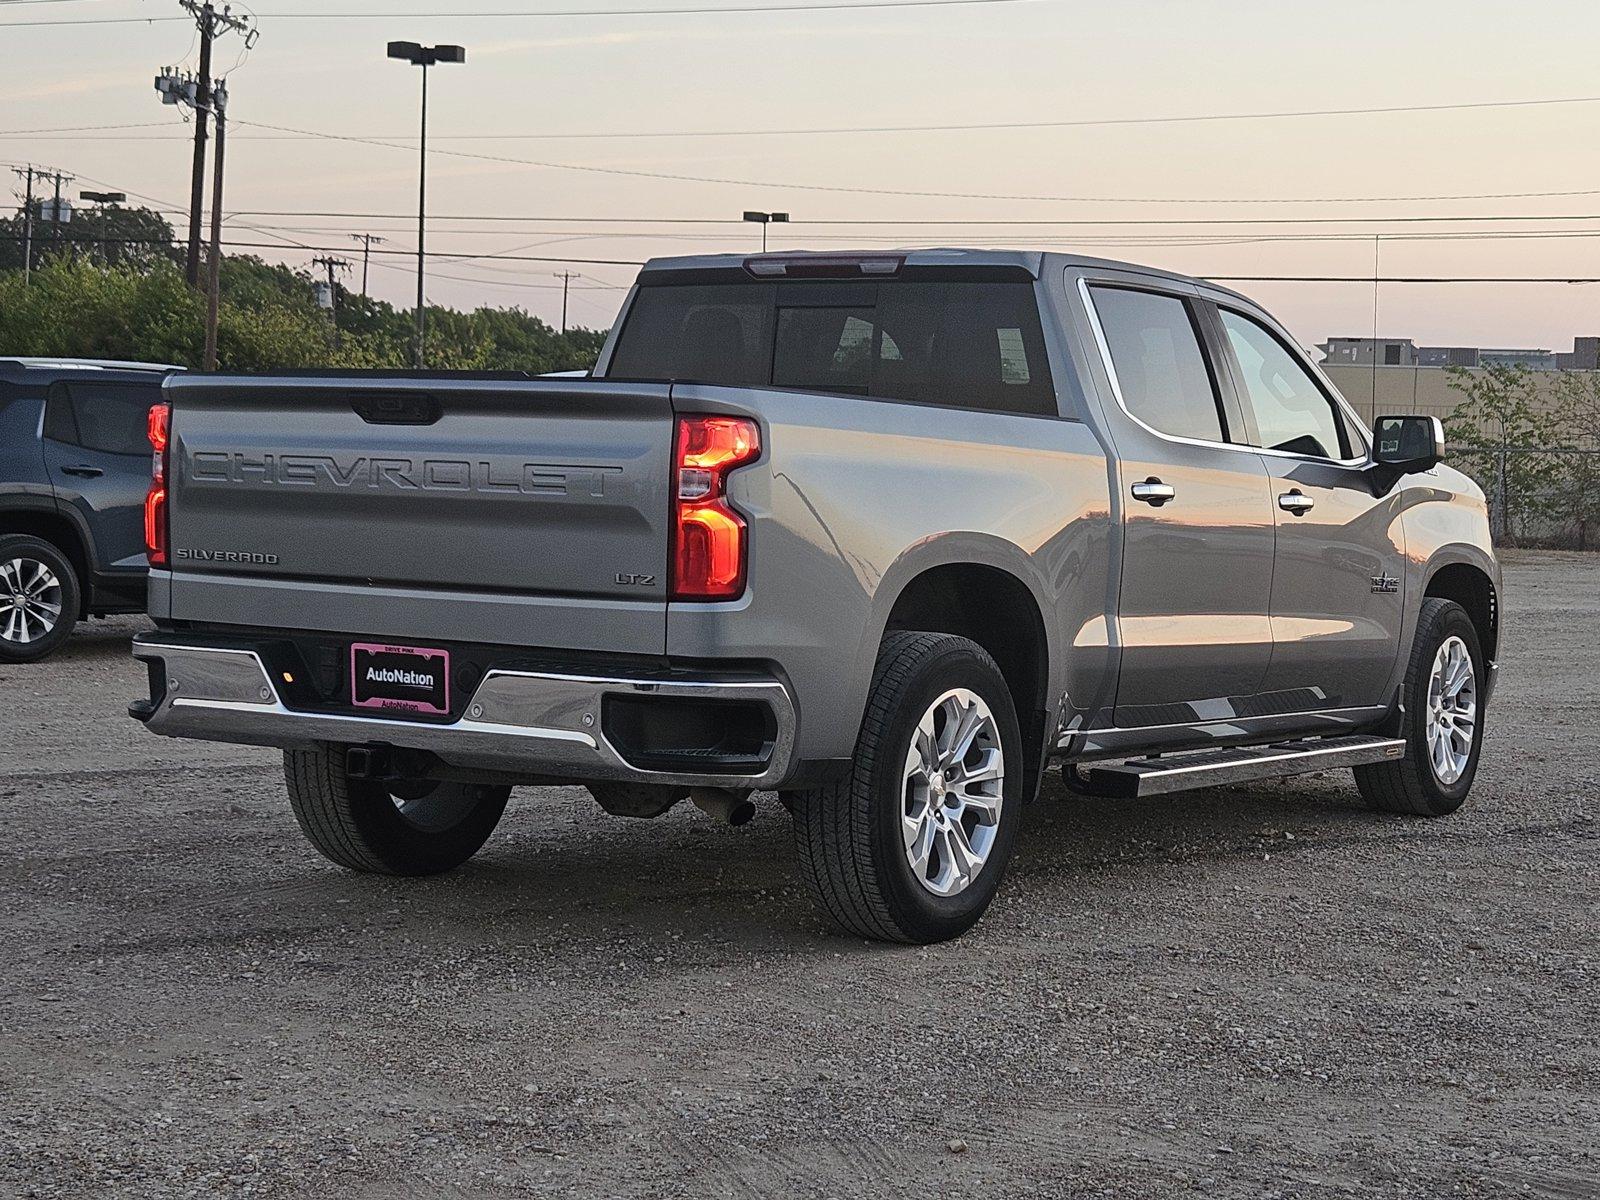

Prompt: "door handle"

[1278,489,1315,515]
[1130,478,1176,506]
[60,465,104,479]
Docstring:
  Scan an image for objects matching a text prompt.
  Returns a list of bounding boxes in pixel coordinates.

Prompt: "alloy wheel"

[901,688,1005,897]
[1425,634,1477,786]
[1,557,64,646]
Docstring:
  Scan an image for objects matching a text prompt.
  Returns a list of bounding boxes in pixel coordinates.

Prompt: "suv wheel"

[1354,597,1485,816]
[791,632,1023,944]
[0,534,79,664]
[283,745,510,875]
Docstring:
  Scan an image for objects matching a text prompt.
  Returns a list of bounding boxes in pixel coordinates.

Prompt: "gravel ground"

[1,551,1595,1199]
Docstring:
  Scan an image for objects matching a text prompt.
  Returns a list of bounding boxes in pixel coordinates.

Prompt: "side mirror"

[1372,414,1445,470]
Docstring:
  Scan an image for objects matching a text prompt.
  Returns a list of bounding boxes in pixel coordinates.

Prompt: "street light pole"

[742,210,790,253]
[388,40,465,370]
[416,59,428,365]
[80,191,127,265]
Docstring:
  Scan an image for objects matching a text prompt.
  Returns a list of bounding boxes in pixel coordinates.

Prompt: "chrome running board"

[1083,734,1405,799]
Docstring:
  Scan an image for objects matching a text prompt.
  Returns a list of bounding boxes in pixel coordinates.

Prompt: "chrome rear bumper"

[131,637,797,789]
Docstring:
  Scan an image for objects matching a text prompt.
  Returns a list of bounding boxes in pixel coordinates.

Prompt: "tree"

[1548,371,1600,550]
[0,203,181,272]
[1443,365,1563,545]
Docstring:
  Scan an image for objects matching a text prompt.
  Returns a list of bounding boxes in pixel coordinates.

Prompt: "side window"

[1220,310,1349,459]
[1089,286,1226,442]
[42,385,82,445]
[65,384,160,456]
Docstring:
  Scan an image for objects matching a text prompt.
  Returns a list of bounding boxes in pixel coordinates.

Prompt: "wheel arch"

[1424,558,1499,662]
[0,502,91,618]
[867,536,1057,798]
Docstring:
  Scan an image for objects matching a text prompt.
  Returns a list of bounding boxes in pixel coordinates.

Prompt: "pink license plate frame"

[350,642,451,716]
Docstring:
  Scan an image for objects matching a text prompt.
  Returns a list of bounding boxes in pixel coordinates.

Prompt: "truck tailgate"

[163,376,674,654]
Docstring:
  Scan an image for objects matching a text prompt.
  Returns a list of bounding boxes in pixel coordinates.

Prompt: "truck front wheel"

[790,632,1024,944]
[283,746,510,875]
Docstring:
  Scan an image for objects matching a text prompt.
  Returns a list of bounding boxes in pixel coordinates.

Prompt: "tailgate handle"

[350,392,441,426]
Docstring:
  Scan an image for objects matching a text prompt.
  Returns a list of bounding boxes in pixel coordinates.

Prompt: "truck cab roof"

[636,248,1257,306]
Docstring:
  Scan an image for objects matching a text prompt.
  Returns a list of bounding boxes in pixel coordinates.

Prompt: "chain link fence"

[1450,446,1600,549]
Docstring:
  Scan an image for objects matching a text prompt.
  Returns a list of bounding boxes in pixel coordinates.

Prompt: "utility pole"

[48,170,68,254]
[311,254,351,348]
[174,1,253,287]
[12,166,72,281]
[553,270,578,336]
[203,82,228,372]
[349,233,385,296]
[11,166,36,284]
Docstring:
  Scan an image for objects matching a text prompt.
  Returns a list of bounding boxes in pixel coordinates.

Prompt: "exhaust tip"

[691,788,756,827]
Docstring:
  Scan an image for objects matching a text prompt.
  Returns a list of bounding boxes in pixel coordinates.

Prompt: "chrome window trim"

[1077,275,1372,468]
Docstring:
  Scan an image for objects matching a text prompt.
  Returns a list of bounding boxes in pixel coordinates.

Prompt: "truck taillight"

[671,415,760,600]
[145,402,170,567]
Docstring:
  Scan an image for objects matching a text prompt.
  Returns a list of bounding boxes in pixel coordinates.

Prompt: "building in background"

[1416,346,1482,368]
[1319,335,1598,371]
[1319,337,1417,366]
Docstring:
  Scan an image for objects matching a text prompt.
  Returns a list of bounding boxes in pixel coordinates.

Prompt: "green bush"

[1,244,608,375]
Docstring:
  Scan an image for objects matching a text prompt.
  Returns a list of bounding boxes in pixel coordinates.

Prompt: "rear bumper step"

[1083,734,1405,799]
[131,636,797,789]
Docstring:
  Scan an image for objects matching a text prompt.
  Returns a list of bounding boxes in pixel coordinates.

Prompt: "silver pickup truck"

[131,250,1500,943]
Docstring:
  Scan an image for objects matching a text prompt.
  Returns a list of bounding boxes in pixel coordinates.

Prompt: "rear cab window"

[606,275,1058,417]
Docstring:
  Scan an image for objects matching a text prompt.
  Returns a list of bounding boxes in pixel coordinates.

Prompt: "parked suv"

[1,358,178,662]
[130,252,1499,942]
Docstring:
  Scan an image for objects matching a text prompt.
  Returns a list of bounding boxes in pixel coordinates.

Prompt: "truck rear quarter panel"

[665,383,1114,764]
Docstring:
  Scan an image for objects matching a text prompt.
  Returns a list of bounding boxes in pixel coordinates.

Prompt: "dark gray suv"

[0,358,177,662]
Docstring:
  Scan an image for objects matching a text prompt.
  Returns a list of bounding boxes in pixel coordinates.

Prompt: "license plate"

[350,642,450,716]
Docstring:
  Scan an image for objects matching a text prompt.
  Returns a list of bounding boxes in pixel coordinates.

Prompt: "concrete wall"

[1322,364,1581,427]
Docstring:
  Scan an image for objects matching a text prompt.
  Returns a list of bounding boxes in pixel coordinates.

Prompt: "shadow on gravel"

[1015,769,1384,877]
[48,620,150,664]
[185,770,1393,956]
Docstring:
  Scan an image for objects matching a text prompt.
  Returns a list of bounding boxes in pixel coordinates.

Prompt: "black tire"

[1354,598,1486,817]
[790,631,1024,944]
[283,745,510,875]
[0,534,80,664]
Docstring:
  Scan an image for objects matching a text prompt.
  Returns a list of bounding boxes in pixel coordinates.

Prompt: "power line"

[236,119,1600,205]
[2,0,1045,26]
[15,93,1600,141]
[162,208,1600,227]
[14,235,1600,283]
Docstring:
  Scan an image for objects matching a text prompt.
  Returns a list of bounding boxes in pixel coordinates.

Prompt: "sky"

[8,0,1600,351]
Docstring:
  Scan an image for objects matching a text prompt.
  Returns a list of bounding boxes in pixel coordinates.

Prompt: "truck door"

[1209,305,1405,709]
[1078,280,1278,726]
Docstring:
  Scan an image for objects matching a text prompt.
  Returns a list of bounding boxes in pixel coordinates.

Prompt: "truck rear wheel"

[1354,598,1485,817]
[283,746,510,875]
[790,632,1023,944]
